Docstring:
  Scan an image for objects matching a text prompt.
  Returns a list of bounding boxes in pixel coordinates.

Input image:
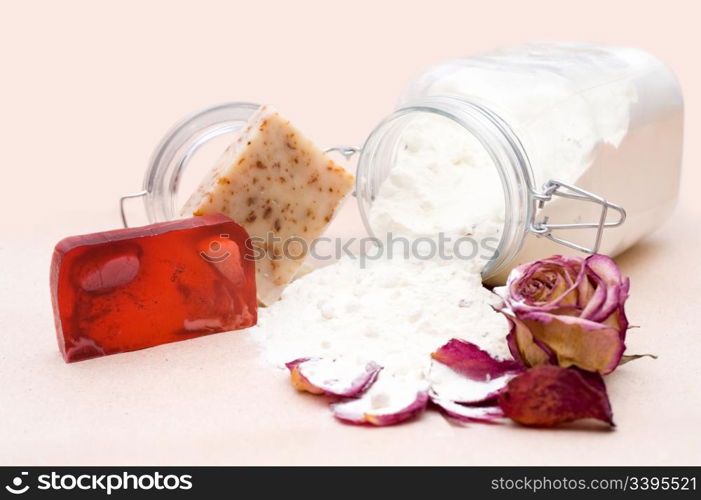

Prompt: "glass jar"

[357,42,683,282]
[122,42,683,283]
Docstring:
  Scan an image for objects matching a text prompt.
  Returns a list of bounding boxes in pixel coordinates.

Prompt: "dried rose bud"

[495,254,629,374]
[498,365,614,427]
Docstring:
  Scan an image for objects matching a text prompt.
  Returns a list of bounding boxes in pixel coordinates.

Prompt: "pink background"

[1,0,699,464]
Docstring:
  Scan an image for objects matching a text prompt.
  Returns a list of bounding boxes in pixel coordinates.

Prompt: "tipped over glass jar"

[122,42,684,283]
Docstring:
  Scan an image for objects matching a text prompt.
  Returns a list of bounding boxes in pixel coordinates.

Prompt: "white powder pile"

[251,255,510,380]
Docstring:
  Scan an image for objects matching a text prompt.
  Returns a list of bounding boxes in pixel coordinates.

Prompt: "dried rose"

[495,254,629,375]
[498,365,614,427]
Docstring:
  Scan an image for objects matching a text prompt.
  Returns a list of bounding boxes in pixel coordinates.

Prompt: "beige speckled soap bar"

[181,105,355,305]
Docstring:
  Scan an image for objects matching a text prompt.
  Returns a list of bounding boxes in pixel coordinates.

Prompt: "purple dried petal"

[430,393,504,424]
[518,311,625,374]
[498,365,614,427]
[331,380,429,426]
[507,256,585,314]
[586,254,623,285]
[429,357,517,405]
[579,273,607,318]
[431,339,522,380]
[285,357,314,370]
[581,255,627,324]
[505,314,555,367]
[286,357,382,397]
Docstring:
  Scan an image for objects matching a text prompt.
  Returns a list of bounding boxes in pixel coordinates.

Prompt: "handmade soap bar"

[181,105,355,306]
[50,214,257,363]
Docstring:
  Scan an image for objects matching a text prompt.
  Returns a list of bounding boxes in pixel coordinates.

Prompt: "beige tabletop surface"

[1,0,700,465]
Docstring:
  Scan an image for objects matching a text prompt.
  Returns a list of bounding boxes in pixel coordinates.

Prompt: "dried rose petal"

[428,339,520,424]
[429,393,504,423]
[505,314,555,367]
[429,339,523,405]
[497,255,585,315]
[429,361,515,404]
[581,255,628,322]
[330,378,428,426]
[517,312,625,374]
[285,357,382,397]
[498,365,614,427]
[431,339,522,380]
[286,357,323,394]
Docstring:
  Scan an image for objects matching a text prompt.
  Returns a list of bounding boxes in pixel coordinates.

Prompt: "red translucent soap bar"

[50,214,257,363]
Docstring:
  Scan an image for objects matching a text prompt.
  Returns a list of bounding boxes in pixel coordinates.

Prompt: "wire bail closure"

[119,190,147,228]
[324,145,362,160]
[529,180,626,254]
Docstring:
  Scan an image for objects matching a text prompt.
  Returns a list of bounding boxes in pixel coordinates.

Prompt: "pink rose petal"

[586,254,623,286]
[430,339,525,405]
[498,365,614,427]
[286,357,382,397]
[431,339,522,380]
[518,311,625,374]
[430,393,504,423]
[581,255,628,328]
[506,256,585,315]
[429,360,516,405]
[330,378,429,426]
[429,339,520,424]
[505,314,556,368]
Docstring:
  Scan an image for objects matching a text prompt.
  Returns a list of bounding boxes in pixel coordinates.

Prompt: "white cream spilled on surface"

[252,256,510,382]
